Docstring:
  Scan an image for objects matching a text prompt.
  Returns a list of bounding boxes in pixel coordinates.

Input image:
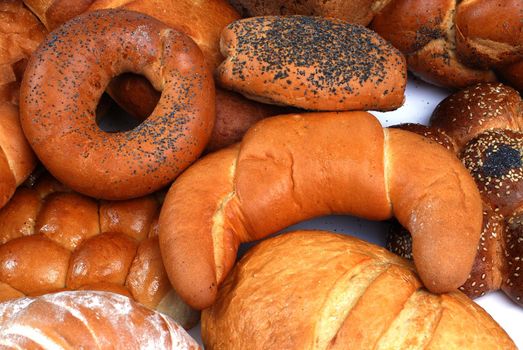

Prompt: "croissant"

[0,174,199,328]
[158,111,482,309]
[202,230,516,349]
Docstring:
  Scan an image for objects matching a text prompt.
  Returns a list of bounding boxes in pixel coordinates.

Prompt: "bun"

[20,9,215,200]
[159,111,482,309]
[389,82,523,306]
[202,231,516,349]
[371,0,522,89]
[217,16,406,111]
[228,0,393,26]
[0,174,199,328]
[0,290,201,349]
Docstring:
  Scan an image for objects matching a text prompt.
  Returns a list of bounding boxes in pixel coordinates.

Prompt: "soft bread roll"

[217,16,406,111]
[228,0,393,26]
[388,82,523,306]
[158,111,482,309]
[0,174,199,329]
[202,230,516,349]
[0,290,201,349]
[371,0,522,89]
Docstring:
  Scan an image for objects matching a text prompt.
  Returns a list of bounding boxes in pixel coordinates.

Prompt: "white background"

[188,76,523,348]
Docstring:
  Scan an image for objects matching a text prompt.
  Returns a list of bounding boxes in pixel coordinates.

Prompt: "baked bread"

[0,102,36,210]
[158,111,482,309]
[23,0,240,71]
[228,0,393,26]
[371,0,522,90]
[0,174,199,328]
[388,83,523,306]
[0,0,47,105]
[217,16,406,111]
[0,290,201,349]
[202,230,516,349]
[104,74,287,152]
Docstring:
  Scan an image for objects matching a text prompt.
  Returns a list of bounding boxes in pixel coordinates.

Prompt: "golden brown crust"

[455,0,523,69]
[0,0,47,105]
[20,9,215,200]
[228,0,393,26]
[371,0,521,90]
[0,291,201,349]
[498,61,523,93]
[24,0,240,71]
[201,231,516,349]
[217,16,406,111]
[0,175,198,328]
[104,74,285,152]
[159,111,482,309]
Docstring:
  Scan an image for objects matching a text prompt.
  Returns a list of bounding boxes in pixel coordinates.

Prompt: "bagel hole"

[95,93,142,132]
[96,73,161,132]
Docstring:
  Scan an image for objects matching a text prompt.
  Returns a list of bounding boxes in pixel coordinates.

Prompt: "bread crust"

[159,111,482,309]
[202,231,516,349]
[371,0,522,89]
[20,9,215,199]
[0,290,201,349]
[217,16,406,111]
[0,174,199,328]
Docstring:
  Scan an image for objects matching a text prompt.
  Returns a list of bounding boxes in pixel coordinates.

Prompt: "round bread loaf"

[202,231,516,349]
[20,9,215,200]
[371,0,522,90]
[0,290,201,349]
[217,16,407,111]
[0,174,199,329]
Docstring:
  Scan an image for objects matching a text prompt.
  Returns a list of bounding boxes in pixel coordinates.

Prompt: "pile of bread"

[0,0,521,348]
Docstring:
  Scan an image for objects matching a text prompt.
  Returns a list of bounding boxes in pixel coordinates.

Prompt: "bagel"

[20,9,215,200]
[158,111,482,309]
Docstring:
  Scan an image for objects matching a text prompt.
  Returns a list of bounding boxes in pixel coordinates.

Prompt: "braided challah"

[388,83,523,306]
[0,174,199,328]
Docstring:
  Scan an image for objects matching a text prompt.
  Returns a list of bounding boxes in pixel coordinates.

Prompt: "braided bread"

[159,111,482,309]
[202,231,516,349]
[388,83,523,306]
[0,174,199,328]
[0,290,201,349]
[371,0,522,90]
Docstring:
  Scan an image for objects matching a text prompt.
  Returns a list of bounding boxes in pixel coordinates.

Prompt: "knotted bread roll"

[159,111,482,309]
[389,83,523,306]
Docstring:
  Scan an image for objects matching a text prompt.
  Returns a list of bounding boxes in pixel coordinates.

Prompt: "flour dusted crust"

[0,291,201,349]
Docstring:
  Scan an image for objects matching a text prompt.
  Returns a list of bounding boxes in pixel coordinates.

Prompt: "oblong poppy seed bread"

[217,16,407,111]
[202,231,516,349]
